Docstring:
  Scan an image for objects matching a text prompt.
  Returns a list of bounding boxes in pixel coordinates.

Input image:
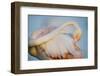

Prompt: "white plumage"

[29,21,82,60]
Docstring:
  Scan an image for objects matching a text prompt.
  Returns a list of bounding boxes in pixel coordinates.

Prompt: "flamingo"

[28,21,83,60]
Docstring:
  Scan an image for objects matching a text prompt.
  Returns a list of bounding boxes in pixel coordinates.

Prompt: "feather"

[28,21,82,59]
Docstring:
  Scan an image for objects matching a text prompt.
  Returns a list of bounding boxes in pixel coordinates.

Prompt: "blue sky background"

[28,15,88,60]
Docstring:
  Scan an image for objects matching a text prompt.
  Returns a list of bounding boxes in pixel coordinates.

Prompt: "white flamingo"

[28,21,83,60]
